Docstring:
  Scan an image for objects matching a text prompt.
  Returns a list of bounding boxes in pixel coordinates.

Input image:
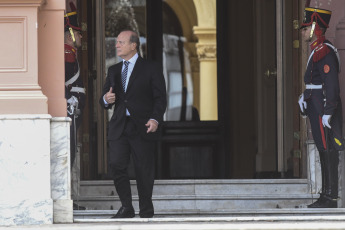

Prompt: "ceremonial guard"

[298,7,344,208]
[64,11,86,169]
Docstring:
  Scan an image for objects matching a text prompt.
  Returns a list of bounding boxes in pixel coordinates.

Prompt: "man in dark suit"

[99,30,167,218]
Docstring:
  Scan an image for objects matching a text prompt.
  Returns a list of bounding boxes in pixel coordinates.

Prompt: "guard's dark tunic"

[65,44,86,165]
[65,44,86,111]
[303,40,344,151]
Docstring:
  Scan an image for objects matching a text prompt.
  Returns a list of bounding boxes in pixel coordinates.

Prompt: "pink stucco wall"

[0,0,65,115]
[329,0,345,134]
[0,0,49,114]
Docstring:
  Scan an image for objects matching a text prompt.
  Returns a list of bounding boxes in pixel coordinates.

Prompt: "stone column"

[38,0,67,117]
[50,118,73,223]
[193,0,217,120]
[194,27,217,120]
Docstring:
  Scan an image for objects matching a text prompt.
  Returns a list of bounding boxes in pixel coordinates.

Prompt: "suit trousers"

[108,117,155,217]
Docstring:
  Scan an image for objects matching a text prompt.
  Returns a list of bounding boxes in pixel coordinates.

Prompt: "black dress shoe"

[73,203,86,210]
[111,206,135,218]
[308,196,337,208]
[307,195,324,208]
[139,214,154,218]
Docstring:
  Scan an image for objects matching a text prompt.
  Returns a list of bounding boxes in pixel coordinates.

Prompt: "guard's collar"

[310,36,326,51]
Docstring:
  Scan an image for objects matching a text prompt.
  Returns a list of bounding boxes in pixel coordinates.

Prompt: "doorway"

[218,0,301,179]
[77,0,302,180]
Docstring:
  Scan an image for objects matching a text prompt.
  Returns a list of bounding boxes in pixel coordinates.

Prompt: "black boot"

[330,150,339,200]
[309,150,338,208]
[308,151,326,208]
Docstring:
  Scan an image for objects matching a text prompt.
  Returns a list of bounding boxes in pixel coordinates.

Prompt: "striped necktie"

[121,61,129,91]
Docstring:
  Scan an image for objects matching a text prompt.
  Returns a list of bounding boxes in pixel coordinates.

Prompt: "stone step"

[74,209,345,220]
[7,214,345,230]
[75,193,318,211]
[79,179,310,197]
[76,179,315,213]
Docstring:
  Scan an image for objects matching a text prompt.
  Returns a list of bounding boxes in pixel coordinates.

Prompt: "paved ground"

[2,215,345,230]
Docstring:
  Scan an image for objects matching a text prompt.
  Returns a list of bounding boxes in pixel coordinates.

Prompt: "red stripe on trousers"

[319,116,327,150]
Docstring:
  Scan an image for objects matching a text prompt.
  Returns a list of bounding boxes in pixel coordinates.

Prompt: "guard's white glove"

[67,96,79,107]
[298,94,307,113]
[322,114,332,129]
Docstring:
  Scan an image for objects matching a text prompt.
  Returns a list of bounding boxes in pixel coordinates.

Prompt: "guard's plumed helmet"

[300,7,331,30]
[64,11,81,32]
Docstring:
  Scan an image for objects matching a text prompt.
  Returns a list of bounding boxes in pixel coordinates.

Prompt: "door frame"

[95,0,107,175]
[276,0,284,172]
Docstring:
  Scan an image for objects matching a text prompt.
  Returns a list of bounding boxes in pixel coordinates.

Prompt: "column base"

[53,199,73,223]
[50,117,73,223]
[0,115,53,226]
[0,199,53,226]
[0,90,47,114]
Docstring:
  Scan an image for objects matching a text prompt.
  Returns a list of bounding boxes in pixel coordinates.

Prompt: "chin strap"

[69,27,76,43]
[310,22,316,39]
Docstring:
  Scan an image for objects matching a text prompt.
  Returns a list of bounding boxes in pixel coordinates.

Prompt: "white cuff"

[103,95,109,106]
[150,119,159,125]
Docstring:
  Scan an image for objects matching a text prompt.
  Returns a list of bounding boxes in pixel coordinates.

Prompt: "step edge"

[80,179,310,186]
[75,194,320,201]
[73,208,345,215]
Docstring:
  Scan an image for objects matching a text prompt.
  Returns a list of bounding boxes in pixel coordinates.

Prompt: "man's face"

[116,31,137,60]
[301,26,312,43]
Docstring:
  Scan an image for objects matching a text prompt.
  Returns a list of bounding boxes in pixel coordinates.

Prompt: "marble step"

[79,179,310,197]
[74,193,318,211]
[74,208,345,219]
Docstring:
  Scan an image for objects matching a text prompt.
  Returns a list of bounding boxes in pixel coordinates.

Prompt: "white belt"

[306,84,322,89]
[70,87,86,94]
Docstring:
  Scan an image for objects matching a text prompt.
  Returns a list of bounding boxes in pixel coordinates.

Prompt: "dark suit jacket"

[99,56,167,141]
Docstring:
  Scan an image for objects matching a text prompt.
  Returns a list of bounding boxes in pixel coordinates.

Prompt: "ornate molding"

[196,43,217,60]
[193,26,217,60]
[193,26,216,41]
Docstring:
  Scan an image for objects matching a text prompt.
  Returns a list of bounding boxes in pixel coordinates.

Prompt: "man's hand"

[322,114,332,129]
[298,94,307,113]
[67,95,79,107]
[105,87,115,104]
[146,119,158,133]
